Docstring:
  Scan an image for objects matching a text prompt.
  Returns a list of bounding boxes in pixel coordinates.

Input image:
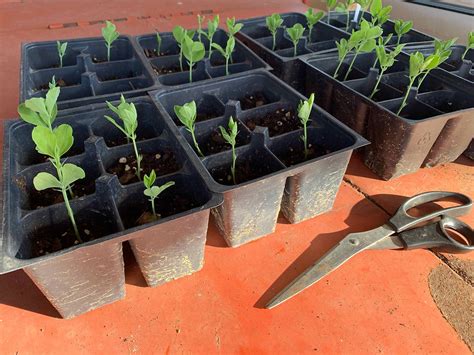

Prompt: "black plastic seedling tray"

[20,36,156,110]
[235,13,350,91]
[299,50,474,180]
[135,29,270,88]
[0,96,222,318]
[151,70,368,247]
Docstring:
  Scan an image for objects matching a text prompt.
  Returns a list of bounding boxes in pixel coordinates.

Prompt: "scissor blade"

[265,225,393,309]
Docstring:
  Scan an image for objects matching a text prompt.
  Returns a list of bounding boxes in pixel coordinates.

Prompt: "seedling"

[219,116,238,185]
[462,31,474,60]
[226,17,243,38]
[286,23,305,57]
[266,13,284,50]
[211,36,235,75]
[370,0,392,26]
[32,124,85,242]
[56,41,67,68]
[173,26,196,71]
[197,14,205,42]
[204,15,220,59]
[356,0,371,24]
[394,19,413,45]
[156,31,162,54]
[102,20,119,62]
[369,44,404,98]
[182,36,205,83]
[174,101,204,157]
[143,170,175,221]
[297,93,315,159]
[343,20,383,80]
[333,38,354,78]
[371,34,394,68]
[18,85,60,131]
[305,9,324,43]
[326,0,338,24]
[336,0,355,31]
[104,95,143,180]
[49,75,57,89]
[396,51,441,115]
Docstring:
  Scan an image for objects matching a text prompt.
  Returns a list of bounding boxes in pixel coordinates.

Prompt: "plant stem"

[191,130,204,157]
[396,77,416,115]
[346,10,350,31]
[208,39,213,59]
[272,33,276,51]
[397,35,402,46]
[343,51,359,81]
[333,56,345,78]
[359,10,365,24]
[107,44,111,62]
[60,55,63,68]
[308,27,313,43]
[132,137,141,180]
[417,71,429,90]
[231,145,236,185]
[461,48,468,60]
[151,197,157,218]
[372,57,379,69]
[303,123,308,159]
[327,10,331,24]
[189,60,193,83]
[369,70,384,99]
[293,43,297,57]
[179,47,183,71]
[62,187,82,243]
[225,56,229,76]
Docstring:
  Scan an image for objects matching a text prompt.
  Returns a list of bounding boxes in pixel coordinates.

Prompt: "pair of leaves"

[286,23,305,45]
[433,38,457,64]
[34,163,85,191]
[336,38,353,61]
[212,36,235,59]
[409,51,441,79]
[56,41,67,56]
[219,116,238,147]
[266,13,283,34]
[462,31,474,60]
[174,101,197,132]
[226,17,243,37]
[143,170,175,199]
[18,86,60,128]
[394,19,413,37]
[298,93,315,125]
[326,0,338,10]
[370,0,392,26]
[182,36,205,64]
[105,95,138,139]
[375,44,404,70]
[305,8,324,28]
[205,15,220,39]
[102,20,119,46]
[32,124,73,159]
[172,26,196,45]
[349,20,383,53]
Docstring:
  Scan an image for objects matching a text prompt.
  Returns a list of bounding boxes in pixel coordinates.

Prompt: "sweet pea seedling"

[102,20,119,61]
[462,31,474,60]
[297,93,315,159]
[156,31,162,54]
[219,116,238,185]
[226,17,243,38]
[286,23,305,57]
[104,95,143,180]
[326,0,338,24]
[396,51,442,115]
[333,38,354,78]
[336,0,356,31]
[174,100,204,157]
[394,19,413,45]
[305,9,324,43]
[197,14,205,42]
[32,124,85,242]
[173,26,196,71]
[266,13,284,51]
[370,0,392,26]
[182,35,205,83]
[369,44,404,98]
[143,170,175,221]
[18,85,60,130]
[211,36,235,76]
[371,34,394,68]
[204,15,220,59]
[56,41,67,68]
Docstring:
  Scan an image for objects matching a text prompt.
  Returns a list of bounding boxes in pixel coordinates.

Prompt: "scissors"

[266,191,474,309]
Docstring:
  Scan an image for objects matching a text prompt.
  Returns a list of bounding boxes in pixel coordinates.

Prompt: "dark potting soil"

[107,150,180,185]
[37,78,69,91]
[144,48,172,58]
[28,216,114,257]
[239,92,270,110]
[123,193,198,228]
[92,56,107,63]
[245,107,300,136]
[277,143,331,167]
[99,71,134,81]
[152,64,183,75]
[200,129,248,156]
[196,111,221,122]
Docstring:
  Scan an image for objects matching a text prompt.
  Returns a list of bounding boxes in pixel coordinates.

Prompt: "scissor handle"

[389,191,472,233]
[397,216,474,253]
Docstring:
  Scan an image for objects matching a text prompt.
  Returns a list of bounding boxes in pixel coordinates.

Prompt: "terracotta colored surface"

[0,0,472,353]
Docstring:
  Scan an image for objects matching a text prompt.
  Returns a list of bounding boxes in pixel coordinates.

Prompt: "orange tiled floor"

[0,0,472,353]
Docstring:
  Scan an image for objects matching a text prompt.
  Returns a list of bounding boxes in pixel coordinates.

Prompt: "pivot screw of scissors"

[349,239,359,246]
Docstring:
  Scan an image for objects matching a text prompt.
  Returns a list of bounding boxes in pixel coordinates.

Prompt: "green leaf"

[102,21,119,45]
[409,51,425,78]
[172,26,187,44]
[468,31,474,49]
[32,126,57,157]
[207,15,220,37]
[53,124,74,157]
[149,181,175,198]
[174,101,197,130]
[211,42,226,57]
[182,36,205,63]
[226,17,243,36]
[105,96,138,138]
[370,0,382,15]
[219,116,238,146]
[266,13,283,34]
[305,8,324,27]
[359,38,376,52]
[18,104,43,127]
[394,19,412,36]
[298,93,315,124]
[327,0,337,9]
[33,172,62,191]
[61,163,85,187]
[45,86,60,118]
[143,169,156,189]
[286,23,305,44]
[225,36,235,57]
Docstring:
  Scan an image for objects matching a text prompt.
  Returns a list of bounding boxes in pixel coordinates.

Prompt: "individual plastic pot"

[151,70,368,247]
[235,13,350,91]
[20,36,156,110]
[135,29,270,88]
[0,96,222,318]
[300,50,474,180]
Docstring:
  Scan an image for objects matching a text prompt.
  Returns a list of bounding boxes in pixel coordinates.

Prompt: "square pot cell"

[380,97,444,120]
[416,90,474,114]
[20,36,155,109]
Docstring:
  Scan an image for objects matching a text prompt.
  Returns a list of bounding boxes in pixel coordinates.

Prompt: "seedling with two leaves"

[172,26,196,71]
[394,19,413,45]
[56,41,67,68]
[143,170,175,221]
[369,44,404,98]
[370,0,392,27]
[102,20,119,62]
[325,0,338,24]
[182,36,205,83]
[286,23,306,57]
[203,15,220,59]
[211,36,235,76]
[266,13,284,51]
[18,85,60,131]
[219,117,239,185]
[304,8,324,43]
[297,93,315,159]
[226,17,243,38]
[462,31,474,60]
[174,101,204,157]
[104,95,143,180]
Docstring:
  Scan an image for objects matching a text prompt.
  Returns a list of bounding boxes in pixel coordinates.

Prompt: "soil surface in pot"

[200,130,249,156]
[152,64,184,75]
[92,56,108,63]
[123,193,198,227]
[144,49,173,58]
[37,78,69,91]
[277,143,331,167]
[107,150,180,185]
[239,92,270,110]
[245,107,300,136]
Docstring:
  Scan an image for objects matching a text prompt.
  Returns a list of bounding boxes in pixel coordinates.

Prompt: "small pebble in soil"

[84,229,91,236]
[125,164,131,171]
[155,153,161,159]
[119,157,127,164]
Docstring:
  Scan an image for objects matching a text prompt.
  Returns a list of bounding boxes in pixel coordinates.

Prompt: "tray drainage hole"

[349,239,359,246]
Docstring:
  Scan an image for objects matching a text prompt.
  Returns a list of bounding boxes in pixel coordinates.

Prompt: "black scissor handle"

[397,216,474,253]
[389,191,472,233]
